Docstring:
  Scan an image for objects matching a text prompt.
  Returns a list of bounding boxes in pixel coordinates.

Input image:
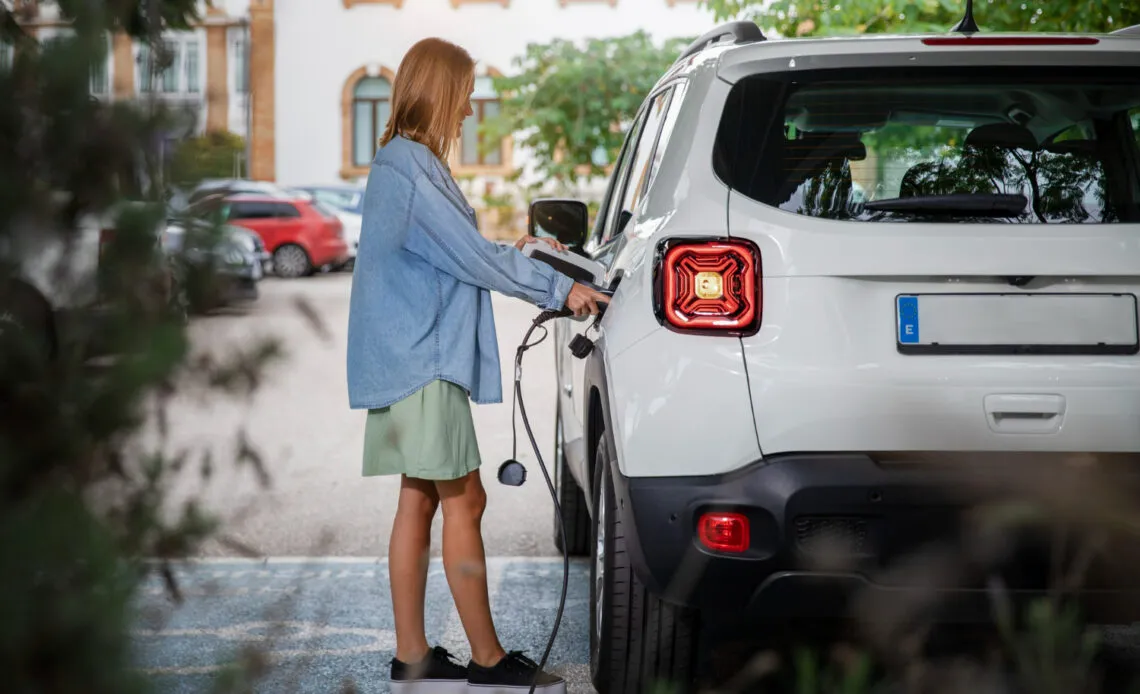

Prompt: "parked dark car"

[161,221,263,312]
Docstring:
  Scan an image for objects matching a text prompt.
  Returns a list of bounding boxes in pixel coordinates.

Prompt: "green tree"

[484,31,692,187]
[701,0,1140,37]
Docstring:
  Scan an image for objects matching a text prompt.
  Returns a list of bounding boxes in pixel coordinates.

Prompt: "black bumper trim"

[611,452,1140,624]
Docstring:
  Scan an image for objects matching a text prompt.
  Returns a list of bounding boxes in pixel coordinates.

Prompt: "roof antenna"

[951,0,980,34]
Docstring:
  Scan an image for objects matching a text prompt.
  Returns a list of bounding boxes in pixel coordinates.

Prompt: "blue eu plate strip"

[897,296,919,344]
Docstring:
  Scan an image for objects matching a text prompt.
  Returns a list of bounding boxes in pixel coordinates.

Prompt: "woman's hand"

[515,235,567,253]
[565,282,611,317]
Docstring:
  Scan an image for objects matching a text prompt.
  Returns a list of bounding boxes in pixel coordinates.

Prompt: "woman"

[345,37,609,693]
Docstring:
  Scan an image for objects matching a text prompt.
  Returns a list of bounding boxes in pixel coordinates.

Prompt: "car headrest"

[965,122,1038,151]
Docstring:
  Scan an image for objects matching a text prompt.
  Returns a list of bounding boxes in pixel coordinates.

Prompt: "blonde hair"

[380,37,475,163]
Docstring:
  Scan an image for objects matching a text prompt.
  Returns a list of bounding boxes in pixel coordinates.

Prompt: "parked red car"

[199,193,350,278]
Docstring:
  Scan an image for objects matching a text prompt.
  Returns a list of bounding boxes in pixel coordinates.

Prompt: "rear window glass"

[714,66,1140,224]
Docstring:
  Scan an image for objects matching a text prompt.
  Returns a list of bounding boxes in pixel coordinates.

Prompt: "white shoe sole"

[389,679,469,694]
[466,681,566,694]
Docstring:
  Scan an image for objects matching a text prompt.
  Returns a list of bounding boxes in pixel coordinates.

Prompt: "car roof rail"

[1111,23,1140,36]
[674,20,766,66]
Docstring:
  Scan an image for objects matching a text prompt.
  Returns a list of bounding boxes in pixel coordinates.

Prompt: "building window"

[352,76,391,167]
[231,35,248,93]
[341,65,397,179]
[138,35,201,95]
[460,75,503,167]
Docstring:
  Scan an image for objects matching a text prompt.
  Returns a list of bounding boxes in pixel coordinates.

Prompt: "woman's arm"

[402,171,574,311]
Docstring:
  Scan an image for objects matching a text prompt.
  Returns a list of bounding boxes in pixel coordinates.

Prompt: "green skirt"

[362,379,483,480]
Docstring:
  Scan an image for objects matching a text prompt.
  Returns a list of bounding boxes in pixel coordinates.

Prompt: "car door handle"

[983,394,1065,434]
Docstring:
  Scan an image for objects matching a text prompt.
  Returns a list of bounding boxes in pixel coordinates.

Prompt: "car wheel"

[590,435,699,694]
[553,402,590,556]
[273,244,312,279]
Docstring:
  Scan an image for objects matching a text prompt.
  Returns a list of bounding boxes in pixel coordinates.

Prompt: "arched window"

[352,76,391,167]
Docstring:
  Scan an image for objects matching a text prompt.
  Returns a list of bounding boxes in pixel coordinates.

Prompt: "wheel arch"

[584,341,617,517]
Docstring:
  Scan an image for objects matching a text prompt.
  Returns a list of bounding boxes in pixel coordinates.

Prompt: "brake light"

[657,239,761,334]
[698,512,750,553]
[921,36,1099,46]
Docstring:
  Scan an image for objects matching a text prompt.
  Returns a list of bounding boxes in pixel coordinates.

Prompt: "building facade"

[8,1,251,140]
[8,0,719,231]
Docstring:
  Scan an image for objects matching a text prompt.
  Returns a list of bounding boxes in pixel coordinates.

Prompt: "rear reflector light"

[922,37,1099,46]
[698,512,750,553]
[657,239,761,334]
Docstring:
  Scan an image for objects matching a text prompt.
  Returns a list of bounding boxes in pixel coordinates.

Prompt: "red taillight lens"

[658,239,761,334]
[698,512,750,553]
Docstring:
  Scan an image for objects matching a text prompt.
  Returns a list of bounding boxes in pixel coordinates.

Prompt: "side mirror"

[528,198,589,250]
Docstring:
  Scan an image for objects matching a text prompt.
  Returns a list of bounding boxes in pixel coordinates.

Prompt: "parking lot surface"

[140,273,590,691]
[158,273,565,559]
[136,557,592,693]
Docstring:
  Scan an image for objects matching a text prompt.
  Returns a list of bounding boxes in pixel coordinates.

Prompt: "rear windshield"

[714,66,1140,224]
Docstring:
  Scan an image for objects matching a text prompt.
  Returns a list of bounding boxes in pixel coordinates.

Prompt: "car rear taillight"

[656,239,761,335]
[698,512,750,553]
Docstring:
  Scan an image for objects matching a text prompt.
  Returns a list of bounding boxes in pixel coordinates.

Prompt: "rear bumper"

[614,453,1140,624]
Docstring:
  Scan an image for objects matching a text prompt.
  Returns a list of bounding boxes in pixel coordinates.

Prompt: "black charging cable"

[497,306,572,694]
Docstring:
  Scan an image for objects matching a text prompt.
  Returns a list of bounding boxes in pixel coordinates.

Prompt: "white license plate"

[896,293,1139,355]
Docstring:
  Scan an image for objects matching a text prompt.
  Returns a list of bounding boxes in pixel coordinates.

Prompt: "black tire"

[552,403,590,556]
[590,435,699,694]
[273,244,312,278]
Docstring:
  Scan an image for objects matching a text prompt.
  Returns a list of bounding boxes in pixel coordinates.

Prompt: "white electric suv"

[525,19,1140,694]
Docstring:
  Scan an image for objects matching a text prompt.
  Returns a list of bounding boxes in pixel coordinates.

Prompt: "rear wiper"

[863,193,1028,217]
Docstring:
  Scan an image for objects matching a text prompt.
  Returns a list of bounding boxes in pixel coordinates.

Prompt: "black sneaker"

[390,646,468,693]
[467,651,566,694]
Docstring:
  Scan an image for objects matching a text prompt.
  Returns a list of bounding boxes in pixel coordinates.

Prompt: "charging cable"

[497,307,571,694]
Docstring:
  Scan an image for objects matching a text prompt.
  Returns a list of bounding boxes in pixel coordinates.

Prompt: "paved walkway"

[134,557,592,693]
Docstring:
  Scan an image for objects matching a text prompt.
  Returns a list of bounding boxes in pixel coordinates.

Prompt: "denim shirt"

[346,135,574,410]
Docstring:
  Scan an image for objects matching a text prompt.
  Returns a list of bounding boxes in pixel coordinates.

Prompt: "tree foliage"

[171,131,248,186]
[702,0,1140,37]
[1,2,286,692]
[484,31,692,187]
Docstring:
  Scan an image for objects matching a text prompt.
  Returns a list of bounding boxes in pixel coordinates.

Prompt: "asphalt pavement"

[136,272,589,693]
[135,557,592,693]
[152,272,567,559]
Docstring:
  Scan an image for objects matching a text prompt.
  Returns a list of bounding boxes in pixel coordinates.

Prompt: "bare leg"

[436,470,507,668]
[389,474,439,664]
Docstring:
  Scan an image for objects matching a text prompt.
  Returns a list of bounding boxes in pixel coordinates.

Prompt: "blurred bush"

[171,131,248,187]
[0,3,283,692]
